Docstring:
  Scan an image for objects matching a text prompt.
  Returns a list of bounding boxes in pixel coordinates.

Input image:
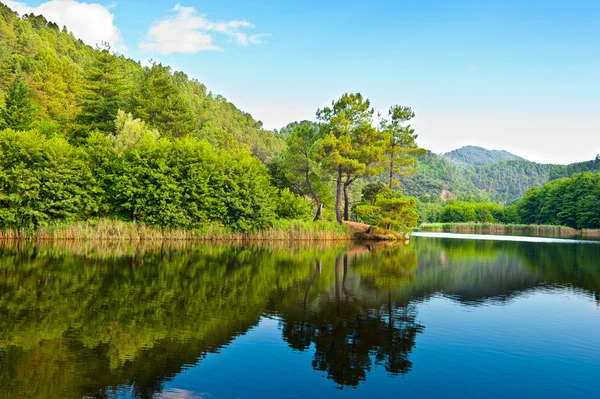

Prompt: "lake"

[1,234,599,398]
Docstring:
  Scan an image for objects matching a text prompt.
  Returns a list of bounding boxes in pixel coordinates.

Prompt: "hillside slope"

[443,145,526,167]
[403,152,600,203]
[0,4,283,161]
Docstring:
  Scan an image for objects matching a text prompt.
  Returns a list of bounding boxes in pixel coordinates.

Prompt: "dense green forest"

[0,4,424,234]
[0,5,283,160]
[443,145,525,167]
[422,172,600,229]
[402,149,600,204]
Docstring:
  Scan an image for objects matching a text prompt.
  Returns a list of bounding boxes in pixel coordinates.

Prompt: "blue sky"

[5,0,600,163]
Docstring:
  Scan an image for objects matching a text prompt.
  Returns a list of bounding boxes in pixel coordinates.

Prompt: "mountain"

[443,146,526,167]
[0,4,283,161]
[403,152,600,204]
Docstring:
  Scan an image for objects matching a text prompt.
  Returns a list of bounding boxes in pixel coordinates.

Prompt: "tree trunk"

[389,158,394,189]
[343,183,350,221]
[306,168,323,222]
[343,176,357,222]
[335,165,343,223]
[313,203,323,222]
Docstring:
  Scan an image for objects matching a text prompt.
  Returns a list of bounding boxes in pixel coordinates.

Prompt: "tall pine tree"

[0,74,36,131]
[75,43,125,138]
[135,62,196,138]
[380,105,425,189]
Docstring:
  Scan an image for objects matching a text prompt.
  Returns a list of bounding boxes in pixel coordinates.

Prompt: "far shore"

[418,222,600,238]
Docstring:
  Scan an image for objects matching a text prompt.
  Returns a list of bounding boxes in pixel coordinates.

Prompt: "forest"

[419,172,600,230]
[1,3,599,235]
[402,149,600,204]
[0,4,424,235]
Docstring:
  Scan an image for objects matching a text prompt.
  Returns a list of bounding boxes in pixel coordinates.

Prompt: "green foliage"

[0,74,36,130]
[0,6,283,161]
[314,93,387,222]
[380,105,425,188]
[274,188,312,220]
[0,128,277,232]
[353,204,383,226]
[403,150,599,204]
[361,182,393,203]
[355,192,418,232]
[134,62,196,138]
[438,201,504,223]
[443,145,525,167]
[0,129,94,229]
[416,200,443,224]
[516,172,600,229]
[376,196,419,231]
[401,151,482,199]
[112,110,160,153]
[74,43,126,137]
[277,122,330,219]
[276,120,320,137]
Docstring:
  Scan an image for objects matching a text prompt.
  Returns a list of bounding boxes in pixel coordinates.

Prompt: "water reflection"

[0,237,599,397]
[273,249,423,387]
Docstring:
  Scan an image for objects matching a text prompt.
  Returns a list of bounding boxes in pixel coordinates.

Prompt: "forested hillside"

[403,152,600,204]
[443,146,525,166]
[426,171,600,229]
[0,4,426,234]
[0,4,283,161]
[517,172,600,229]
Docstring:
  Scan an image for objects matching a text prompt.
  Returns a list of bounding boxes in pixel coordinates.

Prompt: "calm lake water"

[1,234,600,398]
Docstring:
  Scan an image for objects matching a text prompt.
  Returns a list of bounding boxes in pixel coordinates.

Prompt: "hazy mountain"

[403,151,599,204]
[443,146,526,167]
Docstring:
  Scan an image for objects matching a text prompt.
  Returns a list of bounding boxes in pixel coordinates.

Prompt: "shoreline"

[418,222,600,239]
[0,219,417,242]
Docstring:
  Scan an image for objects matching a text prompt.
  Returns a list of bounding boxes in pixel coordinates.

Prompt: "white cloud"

[3,0,123,48]
[139,3,269,55]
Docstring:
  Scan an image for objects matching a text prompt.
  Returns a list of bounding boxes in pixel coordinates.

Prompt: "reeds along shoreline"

[0,219,354,241]
[418,222,600,238]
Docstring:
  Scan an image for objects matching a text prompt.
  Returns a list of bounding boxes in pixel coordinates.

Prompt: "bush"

[354,193,418,232]
[275,188,312,220]
[438,201,503,223]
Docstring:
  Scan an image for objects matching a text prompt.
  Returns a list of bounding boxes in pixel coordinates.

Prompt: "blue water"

[154,290,600,399]
[1,237,599,398]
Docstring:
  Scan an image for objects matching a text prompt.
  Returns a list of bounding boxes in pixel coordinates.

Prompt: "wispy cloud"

[3,0,123,49]
[139,3,270,55]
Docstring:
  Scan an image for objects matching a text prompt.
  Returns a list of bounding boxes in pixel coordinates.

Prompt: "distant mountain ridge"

[402,150,600,204]
[442,146,526,167]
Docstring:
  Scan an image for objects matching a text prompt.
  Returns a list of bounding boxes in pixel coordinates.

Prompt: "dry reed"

[418,222,586,237]
[0,219,354,242]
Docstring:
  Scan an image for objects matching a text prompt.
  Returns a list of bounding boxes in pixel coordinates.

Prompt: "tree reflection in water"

[278,245,424,388]
[1,238,599,397]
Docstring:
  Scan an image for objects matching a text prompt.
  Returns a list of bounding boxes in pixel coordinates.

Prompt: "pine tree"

[135,62,196,138]
[380,105,425,189]
[314,93,385,222]
[0,74,36,131]
[75,43,125,137]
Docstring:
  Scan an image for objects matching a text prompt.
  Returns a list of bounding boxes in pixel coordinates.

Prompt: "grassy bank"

[418,222,600,238]
[0,219,354,241]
